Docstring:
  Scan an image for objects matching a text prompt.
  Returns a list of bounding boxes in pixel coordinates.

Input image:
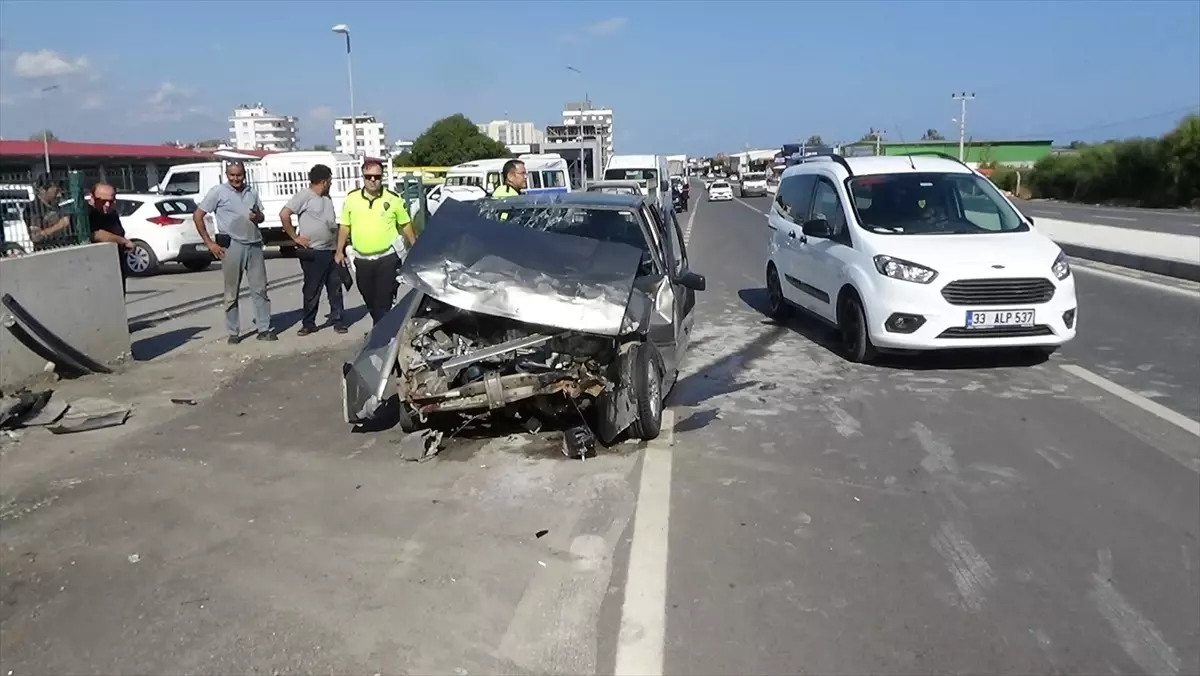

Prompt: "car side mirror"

[1026,214,1035,226]
[675,270,706,291]
[802,219,832,238]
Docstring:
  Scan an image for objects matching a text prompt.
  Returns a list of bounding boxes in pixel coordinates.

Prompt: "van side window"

[812,178,852,245]
[542,171,564,188]
[486,172,501,190]
[776,174,815,222]
[528,171,543,189]
[163,171,200,195]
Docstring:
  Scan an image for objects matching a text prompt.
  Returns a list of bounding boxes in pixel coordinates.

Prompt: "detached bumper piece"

[562,425,597,460]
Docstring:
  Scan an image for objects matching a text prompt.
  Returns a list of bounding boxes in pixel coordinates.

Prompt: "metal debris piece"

[398,429,444,462]
[535,529,549,539]
[19,399,69,427]
[170,398,198,406]
[561,425,596,460]
[0,390,53,429]
[47,398,131,435]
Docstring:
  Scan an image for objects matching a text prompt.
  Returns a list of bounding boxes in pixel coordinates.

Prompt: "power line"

[1007,104,1200,141]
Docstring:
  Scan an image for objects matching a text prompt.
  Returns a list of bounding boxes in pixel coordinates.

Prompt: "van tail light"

[147,215,184,226]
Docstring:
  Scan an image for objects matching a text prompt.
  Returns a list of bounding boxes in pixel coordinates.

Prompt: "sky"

[0,0,1197,156]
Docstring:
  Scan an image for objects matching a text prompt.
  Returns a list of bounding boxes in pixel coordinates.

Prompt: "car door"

[639,204,679,373]
[797,175,854,322]
[769,173,818,311]
[661,205,696,365]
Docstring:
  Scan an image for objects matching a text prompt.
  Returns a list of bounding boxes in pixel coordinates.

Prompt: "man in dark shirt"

[23,178,74,251]
[88,182,135,293]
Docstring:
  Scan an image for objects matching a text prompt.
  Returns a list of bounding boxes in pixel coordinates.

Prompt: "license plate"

[965,309,1035,328]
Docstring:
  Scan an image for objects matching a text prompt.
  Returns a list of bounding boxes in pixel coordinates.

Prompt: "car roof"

[782,155,976,181]
[587,180,643,188]
[496,192,647,209]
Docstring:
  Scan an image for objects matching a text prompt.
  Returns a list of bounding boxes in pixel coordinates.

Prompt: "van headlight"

[1052,251,1071,280]
[873,255,938,284]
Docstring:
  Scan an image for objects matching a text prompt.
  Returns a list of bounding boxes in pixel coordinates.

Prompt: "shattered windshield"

[480,205,649,253]
[846,172,1030,235]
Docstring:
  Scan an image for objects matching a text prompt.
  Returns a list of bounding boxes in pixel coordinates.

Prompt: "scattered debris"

[0,390,53,429]
[170,398,198,406]
[561,425,596,460]
[21,399,69,427]
[47,398,132,435]
[537,560,547,567]
[398,429,444,462]
[127,553,140,564]
[535,529,549,539]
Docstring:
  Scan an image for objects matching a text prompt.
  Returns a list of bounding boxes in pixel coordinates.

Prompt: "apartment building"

[561,101,613,161]
[229,103,299,152]
[334,115,388,158]
[477,120,544,146]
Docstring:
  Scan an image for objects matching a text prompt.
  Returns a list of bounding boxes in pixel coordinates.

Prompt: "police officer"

[492,159,526,199]
[335,159,414,325]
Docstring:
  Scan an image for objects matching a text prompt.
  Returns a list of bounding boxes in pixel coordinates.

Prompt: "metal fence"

[1,171,92,256]
[0,163,161,194]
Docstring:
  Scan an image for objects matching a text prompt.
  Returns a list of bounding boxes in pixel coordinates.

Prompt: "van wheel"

[838,293,877,364]
[766,263,792,319]
[629,343,663,441]
[125,241,158,277]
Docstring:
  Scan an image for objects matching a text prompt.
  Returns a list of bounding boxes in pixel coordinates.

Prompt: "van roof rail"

[793,153,854,177]
[901,151,973,170]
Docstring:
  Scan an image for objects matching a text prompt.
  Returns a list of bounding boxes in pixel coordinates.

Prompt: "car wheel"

[838,293,878,364]
[182,259,212,272]
[766,263,792,319]
[629,343,663,441]
[125,241,158,277]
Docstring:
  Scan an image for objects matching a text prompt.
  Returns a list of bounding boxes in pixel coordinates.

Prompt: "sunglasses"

[94,197,115,205]
[363,174,384,181]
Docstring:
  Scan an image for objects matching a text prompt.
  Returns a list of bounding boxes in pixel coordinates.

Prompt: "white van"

[155,151,369,245]
[444,154,570,196]
[604,154,672,221]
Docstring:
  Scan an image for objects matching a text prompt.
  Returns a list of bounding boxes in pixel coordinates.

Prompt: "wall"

[0,243,130,388]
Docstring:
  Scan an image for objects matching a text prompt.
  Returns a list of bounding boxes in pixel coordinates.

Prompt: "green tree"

[858,128,883,143]
[393,151,416,168]
[29,129,57,142]
[407,114,509,166]
[805,135,823,146]
[921,128,945,141]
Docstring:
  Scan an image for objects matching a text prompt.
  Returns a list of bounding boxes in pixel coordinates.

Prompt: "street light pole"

[566,66,587,189]
[40,85,60,174]
[333,24,358,158]
[952,92,976,161]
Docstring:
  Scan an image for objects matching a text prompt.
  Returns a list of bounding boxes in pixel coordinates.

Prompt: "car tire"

[182,259,212,272]
[838,292,878,364]
[125,241,159,277]
[766,263,792,319]
[629,343,664,441]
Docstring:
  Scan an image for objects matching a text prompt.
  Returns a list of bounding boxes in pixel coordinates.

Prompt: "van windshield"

[605,169,658,183]
[846,172,1030,235]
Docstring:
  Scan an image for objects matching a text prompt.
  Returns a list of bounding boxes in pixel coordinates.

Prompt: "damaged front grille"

[398,299,615,415]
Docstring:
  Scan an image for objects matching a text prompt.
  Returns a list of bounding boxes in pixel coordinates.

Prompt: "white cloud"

[308,106,334,122]
[139,82,206,123]
[557,17,628,45]
[586,17,627,37]
[13,49,90,78]
[81,93,105,110]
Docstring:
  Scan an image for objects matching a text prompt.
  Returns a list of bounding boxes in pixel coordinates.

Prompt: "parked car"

[708,180,733,201]
[584,180,645,196]
[342,193,706,445]
[94,194,214,276]
[765,153,1077,363]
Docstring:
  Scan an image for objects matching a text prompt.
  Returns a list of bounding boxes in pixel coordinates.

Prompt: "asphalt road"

[1012,198,1200,237]
[1,190,1198,675]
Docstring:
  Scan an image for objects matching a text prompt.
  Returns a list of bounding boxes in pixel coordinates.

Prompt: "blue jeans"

[223,240,271,336]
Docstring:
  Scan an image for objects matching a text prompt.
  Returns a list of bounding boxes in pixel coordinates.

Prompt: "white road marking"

[614,408,675,676]
[1093,215,1139,223]
[683,199,699,245]
[1071,263,1200,299]
[1060,364,1200,443]
[733,196,767,215]
[1089,548,1182,676]
[1032,210,1063,216]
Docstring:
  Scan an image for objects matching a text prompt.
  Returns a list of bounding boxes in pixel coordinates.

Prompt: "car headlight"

[873,255,938,284]
[1052,251,1071,280]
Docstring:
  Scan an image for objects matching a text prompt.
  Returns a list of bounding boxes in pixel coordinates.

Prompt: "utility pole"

[332,24,357,157]
[40,85,60,175]
[952,92,976,161]
[566,66,587,189]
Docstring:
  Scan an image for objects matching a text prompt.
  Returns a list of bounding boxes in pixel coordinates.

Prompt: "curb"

[1056,243,1200,282]
[126,273,305,330]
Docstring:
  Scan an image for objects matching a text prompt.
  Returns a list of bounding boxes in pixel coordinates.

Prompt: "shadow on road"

[738,287,1051,371]
[130,325,207,361]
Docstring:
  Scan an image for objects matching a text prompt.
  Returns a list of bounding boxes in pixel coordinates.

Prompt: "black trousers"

[298,249,344,329]
[355,252,399,325]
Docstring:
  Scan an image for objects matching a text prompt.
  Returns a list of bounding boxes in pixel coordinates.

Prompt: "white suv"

[764,154,1077,363]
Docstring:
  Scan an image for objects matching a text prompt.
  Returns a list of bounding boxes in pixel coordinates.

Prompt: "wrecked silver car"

[342,193,705,444]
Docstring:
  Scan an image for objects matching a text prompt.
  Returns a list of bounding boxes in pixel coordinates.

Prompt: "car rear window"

[115,199,144,217]
[157,199,197,216]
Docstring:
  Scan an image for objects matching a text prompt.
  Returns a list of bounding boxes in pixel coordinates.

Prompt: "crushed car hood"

[402,199,645,336]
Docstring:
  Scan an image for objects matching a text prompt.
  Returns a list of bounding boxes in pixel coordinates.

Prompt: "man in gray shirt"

[280,164,346,335]
[193,162,275,344]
